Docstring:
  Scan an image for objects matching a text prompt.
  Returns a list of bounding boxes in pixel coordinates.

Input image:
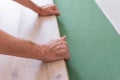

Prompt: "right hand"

[41,36,70,62]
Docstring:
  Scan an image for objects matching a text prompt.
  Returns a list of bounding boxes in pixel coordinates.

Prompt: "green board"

[55,0,120,80]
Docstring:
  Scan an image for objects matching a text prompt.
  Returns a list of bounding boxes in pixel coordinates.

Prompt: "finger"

[48,11,60,16]
[55,40,68,46]
[47,37,67,49]
[56,45,67,50]
[55,50,67,56]
[65,50,70,60]
[49,43,67,52]
[60,36,66,41]
[49,41,65,49]
[59,50,69,60]
[44,12,59,16]
[55,51,70,61]
[64,56,70,61]
[44,51,69,62]
[66,53,70,60]
[51,5,58,10]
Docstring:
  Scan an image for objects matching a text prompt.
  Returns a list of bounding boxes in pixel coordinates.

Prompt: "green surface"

[55,0,120,80]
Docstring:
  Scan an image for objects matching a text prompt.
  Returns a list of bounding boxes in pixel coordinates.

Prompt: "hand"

[41,36,70,62]
[37,5,60,16]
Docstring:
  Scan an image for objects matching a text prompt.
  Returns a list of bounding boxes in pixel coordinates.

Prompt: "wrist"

[32,43,45,60]
[32,5,42,14]
[33,6,40,13]
[35,44,51,61]
[24,0,42,14]
[25,40,45,60]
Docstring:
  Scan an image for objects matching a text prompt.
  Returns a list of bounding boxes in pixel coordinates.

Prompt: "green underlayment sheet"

[55,0,120,80]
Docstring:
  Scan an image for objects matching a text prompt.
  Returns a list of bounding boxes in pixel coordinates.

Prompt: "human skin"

[0,0,69,62]
[0,30,70,62]
[13,0,60,16]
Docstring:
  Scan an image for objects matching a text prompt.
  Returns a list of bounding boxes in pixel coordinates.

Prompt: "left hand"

[37,5,60,16]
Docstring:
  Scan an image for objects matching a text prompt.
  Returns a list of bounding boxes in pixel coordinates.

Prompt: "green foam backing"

[55,0,120,80]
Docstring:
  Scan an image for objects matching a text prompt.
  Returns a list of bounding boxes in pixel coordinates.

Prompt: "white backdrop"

[96,0,120,35]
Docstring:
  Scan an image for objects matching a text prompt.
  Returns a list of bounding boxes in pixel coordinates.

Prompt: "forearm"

[0,30,44,59]
[13,0,41,13]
